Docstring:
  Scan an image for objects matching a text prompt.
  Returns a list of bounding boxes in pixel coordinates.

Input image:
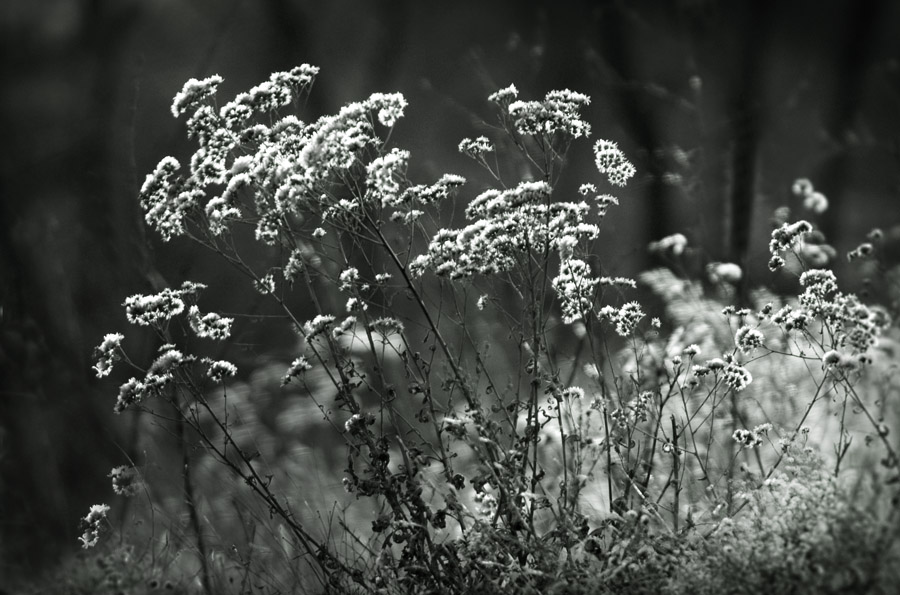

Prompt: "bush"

[76,65,900,594]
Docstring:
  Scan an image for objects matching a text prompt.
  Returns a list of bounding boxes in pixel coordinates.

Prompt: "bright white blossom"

[124,289,185,327]
[79,503,111,548]
[205,359,237,382]
[594,140,635,187]
[188,306,233,340]
[282,356,313,385]
[93,333,125,378]
[552,259,599,323]
[109,466,142,497]
[735,326,765,354]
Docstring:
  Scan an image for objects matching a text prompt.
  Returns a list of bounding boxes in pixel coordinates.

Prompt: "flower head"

[93,333,125,378]
[79,503,110,548]
[594,140,635,187]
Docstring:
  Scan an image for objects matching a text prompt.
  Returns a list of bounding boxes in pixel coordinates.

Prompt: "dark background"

[2,0,899,580]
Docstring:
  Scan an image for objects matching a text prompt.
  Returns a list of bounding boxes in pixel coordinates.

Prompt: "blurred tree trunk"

[0,0,150,575]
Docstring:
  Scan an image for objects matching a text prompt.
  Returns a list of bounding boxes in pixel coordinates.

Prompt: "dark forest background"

[2,0,899,582]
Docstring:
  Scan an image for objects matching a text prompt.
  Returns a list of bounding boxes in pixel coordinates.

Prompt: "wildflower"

[651,317,661,329]
[768,255,786,271]
[613,302,645,336]
[312,227,327,238]
[374,272,391,284]
[732,428,762,448]
[124,289,185,327]
[723,361,752,391]
[692,365,711,377]
[282,357,313,386]
[706,357,726,370]
[79,503,111,548]
[255,274,276,295]
[93,333,125,378]
[109,466,141,497]
[867,228,883,241]
[114,377,145,413]
[206,359,237,382]
[506,89,592,138]
[367,92,407,127]
[684,344,701,357]
[345,412,375,435]
[465,180,550,219]
[332,316,357,339]
[303,315,335,339]
[488,84,518,105]
[458,136,494,157]
[339,267,360,291]
[769,220,813,256]
[578,183,597,196]
[562,386,585,400]
[369,317,404,336]
[346,297,367,312]
[138,157,188,241]
[171,75,223,117]
[188,306,233,340]
[595,194,619,218]
[147,349,187,387]
[552,259,599,323]
[799,269,838,300]
[476,294,489,311]
[594,140,635,187]
[366,148,409,206]
[735,326,765,354]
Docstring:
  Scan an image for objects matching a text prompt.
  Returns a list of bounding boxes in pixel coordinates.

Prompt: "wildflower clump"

[85,65,900,595]
[78,504,110,549]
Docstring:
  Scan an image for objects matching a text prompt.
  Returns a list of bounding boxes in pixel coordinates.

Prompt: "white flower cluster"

[722,360,753,392]
[171,75,224,117]
[303,314,335,339]
[552,259,600,323]
[598,301,645,337]
[793,269,890,352]
[188,305,233,340]
[734,325,764,354]
[369,317,405,336]
[205,358,237,382]
[142,67,417,246]
[79,503,110,548]
[412,181,599,279]
[593,140,636,187]
[109,465,142,497]
[732,423,772,448]
[458,136,494,158]
[282,356,313,385]
[767,220,813,270]
[506,89,592,139]
[112,347,194,413]
[124,288,186,327]
[92,332,124,378]
[366,148,409,207]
